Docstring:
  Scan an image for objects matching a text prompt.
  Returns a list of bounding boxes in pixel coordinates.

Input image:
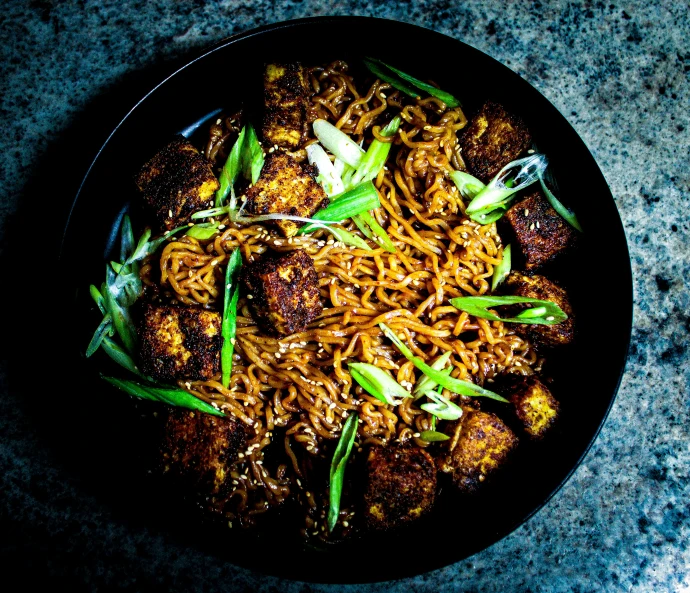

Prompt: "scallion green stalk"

[216,127,246,207]
[450,170,485,200]
[328,412,359,532]
[420,391,464,420]
[465,154,548,223]
[419,430,451,442]
[313,119,365,168]
[348,362,412,405]
[348,116,401,187]
[538,174,583,232]
[297,181,381,235]
[221,249,243,388]
[491,244,512,292]
[363,58,461,107]
[449,295,567,325]
[102,375,225,417]
[186,222,220,240]
[379,323,508,402]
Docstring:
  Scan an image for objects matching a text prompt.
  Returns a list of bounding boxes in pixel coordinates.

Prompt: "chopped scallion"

[102,375,225,417]
[186,222,220,240]
[419,430,451,442]
[465,154,548,223]
[379,323,508,402]
[221,249,243,388]
[491,243,512,292]
[348,362,412,405]
[363,57,461,107]
[313,119,365,168]
[328,412,359,532]
[449,295,567,325]
[538,174,583,232]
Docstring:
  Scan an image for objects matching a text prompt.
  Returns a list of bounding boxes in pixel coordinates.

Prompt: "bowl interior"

[55,16,632,583]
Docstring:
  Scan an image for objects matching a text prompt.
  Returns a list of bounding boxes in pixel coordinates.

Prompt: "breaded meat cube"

[245,151,329,237]
[439,410,518,493]
[500,374,560,439]
[459,101,532,183]
[503,271,575,348]
[501,189,578,270]
[240,249,322,337]
[262,62,310,150]
[363,444,437,531]
[135,134,219,231]
[138,304,222,382]
[159,408,247,513]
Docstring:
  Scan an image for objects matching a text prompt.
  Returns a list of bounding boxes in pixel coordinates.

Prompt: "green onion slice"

[363,57,461,107]
[186,222,220,240]
[100,337,142,377]
[313,119,365,169]
[419,430,451,442]
[221,249,243,388]
[349,115,401,188]
[465,154,548,223]
[216,127,246,207]
[412,351,452,397]
[348,362,412,405]
[86,314,113,358]
[449,295,568,325]
[419,391,464,420]
[450,171,486,200]
[352,212,396,253]
[491,244,512,292]
[309,223,372,251]
[297,181,381,235]
[306,142,345,197]
[102,375,225,417]
[328,412,359,532]
[379,323,508,402]
[538,174,583,232]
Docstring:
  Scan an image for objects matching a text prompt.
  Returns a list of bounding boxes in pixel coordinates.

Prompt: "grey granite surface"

[1,1,688,591]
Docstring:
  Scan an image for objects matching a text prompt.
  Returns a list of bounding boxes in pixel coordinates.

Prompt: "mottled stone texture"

[1,1,688,592]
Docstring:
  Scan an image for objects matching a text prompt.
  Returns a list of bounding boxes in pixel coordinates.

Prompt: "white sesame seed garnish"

[524,209,529,216]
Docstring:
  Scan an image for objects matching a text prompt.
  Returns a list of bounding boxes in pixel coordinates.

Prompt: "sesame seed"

[530,223,535,231]
[247,294,253,299]
[546,316,555,321]
[536,221,540,229]
[524,209,529,216]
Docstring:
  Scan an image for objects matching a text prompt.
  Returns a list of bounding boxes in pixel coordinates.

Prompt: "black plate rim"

[56,15,634,584]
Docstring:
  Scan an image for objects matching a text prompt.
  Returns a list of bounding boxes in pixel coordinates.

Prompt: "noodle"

[141,60,543,538]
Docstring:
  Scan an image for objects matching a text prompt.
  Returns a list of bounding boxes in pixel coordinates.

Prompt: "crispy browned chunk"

[138,304,221,381]
[159,408,246,512]
[459,101,532,183]
[134,135,219,231]
[501,189,577,270]
[262,62,309,150]
[240,249,322,337]
[503,271,575,348]
[501,374,560,439]
[363,444,437,531]
[245,151,328,237]
[439,410,518,493]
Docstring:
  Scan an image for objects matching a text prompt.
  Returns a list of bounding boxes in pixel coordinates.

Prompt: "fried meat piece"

[159,408,247,513]
[134,135,219,231]
[240,249,322,337]
[500,374,560,439]
[262,62,310,150]
[459,101,532,183]
[503,271,575,348]
[245,151,329,237]
[439,410,518,494]
[138,304,222,382]
[363,444,437,531]
[501,189,577,270]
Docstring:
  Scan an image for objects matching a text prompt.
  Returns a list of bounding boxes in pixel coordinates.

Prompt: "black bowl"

[53,16,632,584]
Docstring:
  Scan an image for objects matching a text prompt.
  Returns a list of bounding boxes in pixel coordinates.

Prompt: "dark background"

[1,1,688,592]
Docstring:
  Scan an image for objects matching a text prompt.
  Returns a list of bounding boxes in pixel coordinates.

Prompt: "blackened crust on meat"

[262,62,310,149]
[138,304,222,382]
[245,151,328,237]
[438,410,518,494]
[158,408,247,513]
[501,189,578,270]
[363,444,437,531]
[134,135,219,231]
[496,373,561,439]
[459,101,532,183]
[502,271,575,348]
[240,249,323,337]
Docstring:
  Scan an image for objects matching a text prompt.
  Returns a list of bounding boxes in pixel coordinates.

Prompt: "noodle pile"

[140,60,542,538]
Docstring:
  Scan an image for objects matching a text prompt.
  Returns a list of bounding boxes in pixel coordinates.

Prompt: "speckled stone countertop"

[1,1,688,591]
